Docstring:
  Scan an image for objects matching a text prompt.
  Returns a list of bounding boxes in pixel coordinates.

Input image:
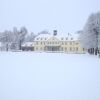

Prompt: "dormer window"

[66,38,68,40]
[61,38,63,40]
[71,38,73,40]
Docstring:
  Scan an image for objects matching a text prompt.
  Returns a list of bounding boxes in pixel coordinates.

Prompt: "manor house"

[22,30,85,53]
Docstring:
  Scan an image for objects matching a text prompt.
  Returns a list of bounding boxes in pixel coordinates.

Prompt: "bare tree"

[19,27,28,50]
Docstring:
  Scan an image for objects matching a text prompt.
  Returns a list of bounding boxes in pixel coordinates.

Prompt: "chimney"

[53,30,57,36]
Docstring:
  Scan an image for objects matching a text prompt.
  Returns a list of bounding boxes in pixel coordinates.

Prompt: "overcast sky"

[0,0,100,35]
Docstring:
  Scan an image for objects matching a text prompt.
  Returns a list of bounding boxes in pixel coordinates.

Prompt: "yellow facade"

[33,34,85,53]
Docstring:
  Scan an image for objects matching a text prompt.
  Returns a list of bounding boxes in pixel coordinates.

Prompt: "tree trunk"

[95,48,98,55]
[6,44,8,51]
[92,48,95,54]
[88,49,90,54]
[19,40,22,50]
[89,48,92,54]
[90,48,92,54]
[91,48,94,55]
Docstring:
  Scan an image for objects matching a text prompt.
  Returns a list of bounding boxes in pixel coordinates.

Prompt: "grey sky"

[0,0,100,35]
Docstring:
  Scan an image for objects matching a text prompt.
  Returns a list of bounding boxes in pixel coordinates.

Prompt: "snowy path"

[0,52,100,100]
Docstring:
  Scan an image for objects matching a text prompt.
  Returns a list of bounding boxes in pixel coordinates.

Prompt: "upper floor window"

[54,42,56,44]
[65,42,67,45]
[36,42,38,45]
[70,42,72,45]
[76,43,79,45]
[62,42,64,45]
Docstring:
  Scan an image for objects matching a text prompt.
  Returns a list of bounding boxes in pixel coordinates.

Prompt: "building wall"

[34,36,85,53]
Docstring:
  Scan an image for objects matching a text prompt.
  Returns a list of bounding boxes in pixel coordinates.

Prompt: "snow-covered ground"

[0,52,100,100]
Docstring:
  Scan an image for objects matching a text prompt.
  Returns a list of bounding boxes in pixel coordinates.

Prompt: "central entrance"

[45,46,60,51]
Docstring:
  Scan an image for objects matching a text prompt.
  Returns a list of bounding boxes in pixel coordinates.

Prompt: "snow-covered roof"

[34,33,79,41]
[22,42,34,47]
[34,34,52,41]
[55,33,79,41]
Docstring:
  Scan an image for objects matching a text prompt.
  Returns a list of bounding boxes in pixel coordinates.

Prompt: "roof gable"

[47,36,60,41]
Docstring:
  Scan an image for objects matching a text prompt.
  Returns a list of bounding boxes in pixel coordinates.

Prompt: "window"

[76,47,78,51]
[76,43,79,45]
[62,47,63,51]
[66,38,68,40]
[65,42,67,45]
[65,47,67,51]
[36,42,38,45]
[71,38,73,40]
[61,38,63,40]
[70,42,72,45]
[41,47,42,50]
[70,47,72,51]
[36,47,38,50]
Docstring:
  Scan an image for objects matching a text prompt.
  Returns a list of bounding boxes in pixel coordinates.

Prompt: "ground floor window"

[76,47,78,51]
[36,47,38,50]
[70,47,72,51]
[65,47,67,51]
